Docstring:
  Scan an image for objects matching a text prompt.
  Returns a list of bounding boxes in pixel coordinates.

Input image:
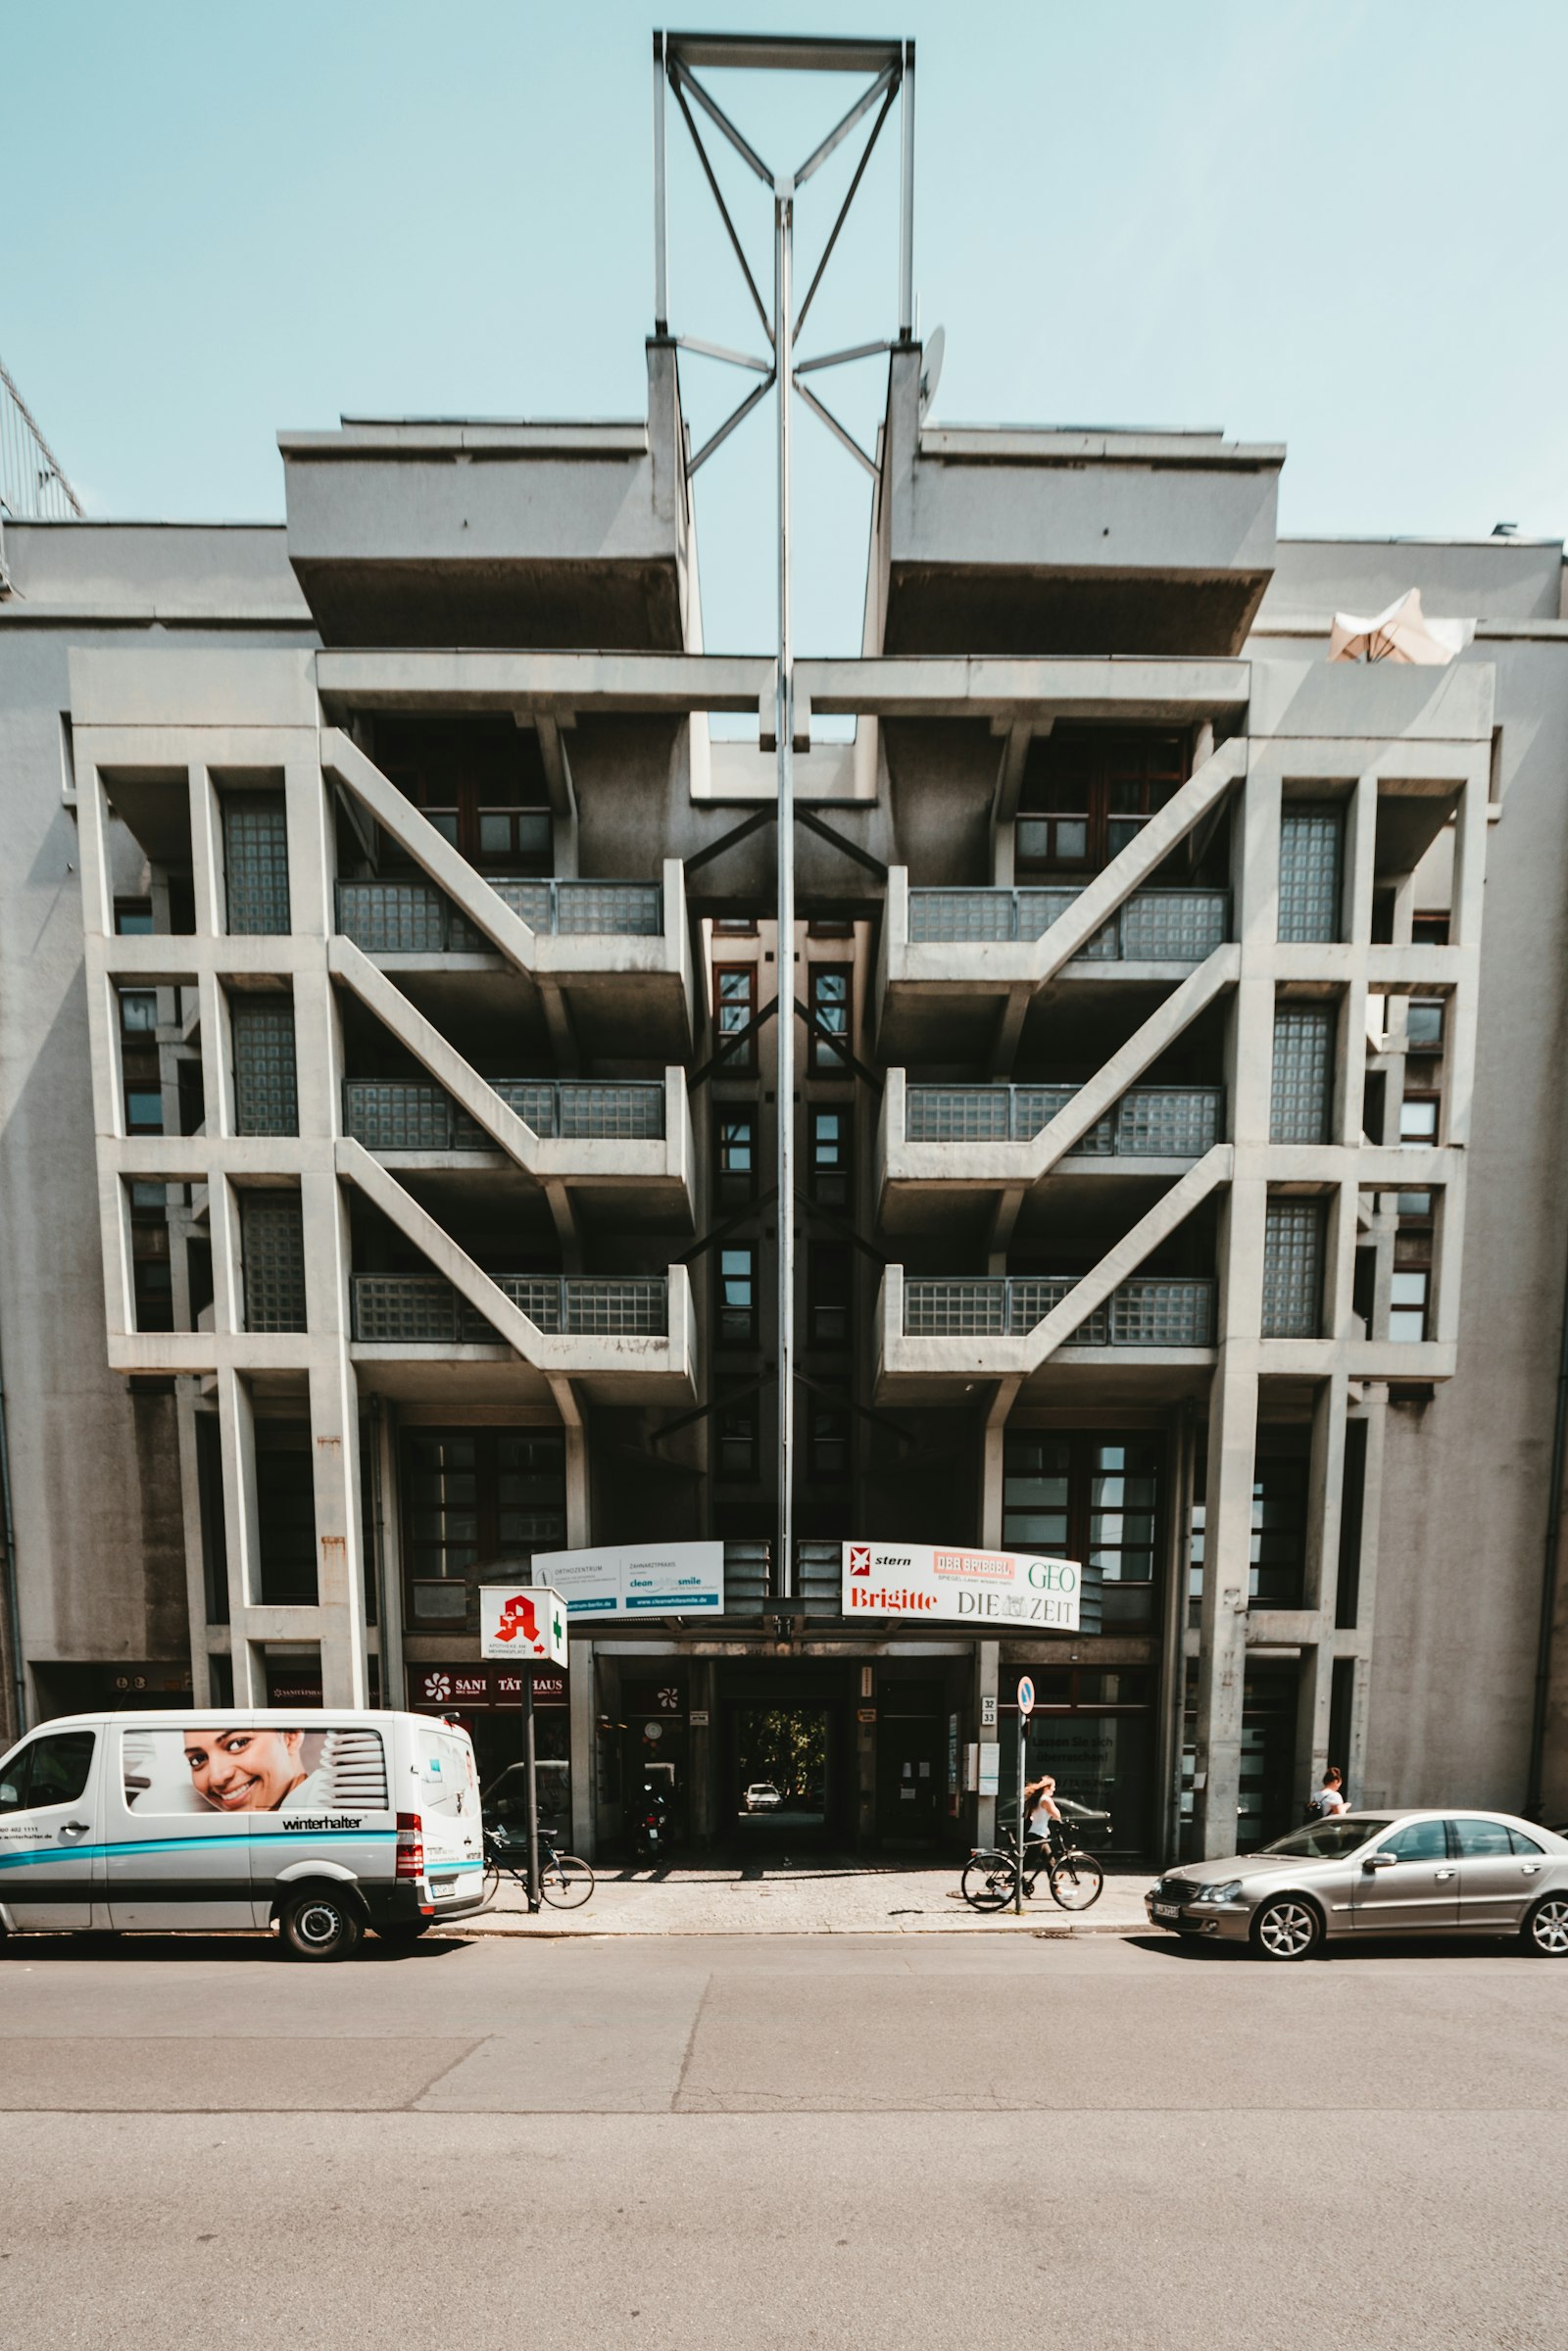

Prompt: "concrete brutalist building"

[4,334,1568,1863]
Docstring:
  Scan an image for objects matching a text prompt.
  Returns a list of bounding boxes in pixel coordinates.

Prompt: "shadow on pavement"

[0,1931,472,1965]
[1127,1929,1535,1963]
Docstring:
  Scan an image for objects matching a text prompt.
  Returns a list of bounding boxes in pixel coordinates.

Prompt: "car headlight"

[1195,1879,1244,1903]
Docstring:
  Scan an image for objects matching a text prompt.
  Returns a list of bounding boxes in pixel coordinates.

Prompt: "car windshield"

[1259,1817,1395,1861]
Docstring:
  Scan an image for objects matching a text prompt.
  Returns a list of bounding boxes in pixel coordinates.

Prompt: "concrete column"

[687,1655,716,1849]
[975,1639,999,1845]
[301,1169,368,1707]
[173,1381,213,1708]
[564,1418,590,1547]
[569,1639,597,1861]
[1295,1372,1349,1802]
[215,1365,266,1705]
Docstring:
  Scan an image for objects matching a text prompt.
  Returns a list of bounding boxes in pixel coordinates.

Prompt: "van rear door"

[110,1723,254,1930]
[410,1721,486,1914]
[0,1725,104,1930]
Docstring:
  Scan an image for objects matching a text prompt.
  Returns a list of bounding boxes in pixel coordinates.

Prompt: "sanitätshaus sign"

[842,1542,1083,1630]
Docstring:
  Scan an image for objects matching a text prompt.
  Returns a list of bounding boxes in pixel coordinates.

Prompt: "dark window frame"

[713,964,757,1073]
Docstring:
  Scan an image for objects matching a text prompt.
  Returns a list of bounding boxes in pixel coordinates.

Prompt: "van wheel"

[279,1887,363,1963]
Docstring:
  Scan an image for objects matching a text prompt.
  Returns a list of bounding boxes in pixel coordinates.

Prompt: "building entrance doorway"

[717,1661,855,1852]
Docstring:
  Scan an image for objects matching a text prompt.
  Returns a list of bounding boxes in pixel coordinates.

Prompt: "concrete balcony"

[280,343,693,649]
[876,1264,1217,1402]
[349,1266,696,1404]
[342,1072,695,1226]
[877,345,1282,657]
[879,1072,1222,1230]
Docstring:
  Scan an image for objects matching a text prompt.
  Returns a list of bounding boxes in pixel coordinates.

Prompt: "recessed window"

[124,1087,165,1136]
[717,1246,758,1347]
[808,1242,852,1348]
[1405,1000,1445,1052]
[717,1109,757,1204]
[716,1393,760,1481]
[808,1389,851,1479]
[713,966,756,1073]
[1017,730,1186,873]
[809,967,852,1073]
[1390,1269,1430,1343]
[120,990,159,1033]
[809,1107,850,1210]
[1412,912,1450,947]
[115,900,154,936]
[1399,1096,1439,1146]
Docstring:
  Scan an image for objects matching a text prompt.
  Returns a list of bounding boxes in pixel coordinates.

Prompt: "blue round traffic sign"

[1017,1676,1035,1718]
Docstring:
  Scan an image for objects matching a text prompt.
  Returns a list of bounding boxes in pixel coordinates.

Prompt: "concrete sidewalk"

[458,1856,1156,1937]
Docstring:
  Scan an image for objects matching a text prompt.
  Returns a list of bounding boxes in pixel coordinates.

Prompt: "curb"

[435,1915,1148,1941]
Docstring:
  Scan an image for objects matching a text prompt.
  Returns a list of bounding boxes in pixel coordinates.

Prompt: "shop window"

[1000,1663,1153,1855]
[255,1423,318,1606]
[808,967,852,1071]
[717,1246,758,1347]
[713,965,756,1072]
[1017,730,1187,873]
[716,1108,757,1206]
[402,1428,565,1626]
[809,1107,851,1211]
[1250,1448,1308,1606]
[808,1243,852,1347]
[1390,1268,1430,1344]
[1399,1094,1439,1146]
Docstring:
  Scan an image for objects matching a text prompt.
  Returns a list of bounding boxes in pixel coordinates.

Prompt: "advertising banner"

[479,1584,568,1665]
[122,1725,389,1815]
[409,1666,567,1710]
[532,1541,724,1620]
[842,1542,1082,1630]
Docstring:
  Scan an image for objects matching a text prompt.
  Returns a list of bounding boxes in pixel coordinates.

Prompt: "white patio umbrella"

[1328,587,1474,665]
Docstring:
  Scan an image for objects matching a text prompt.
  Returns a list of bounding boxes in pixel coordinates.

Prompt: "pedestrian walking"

[1307,1765,1348,1819]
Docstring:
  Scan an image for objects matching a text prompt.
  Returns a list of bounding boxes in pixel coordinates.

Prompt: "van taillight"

[395,1812,424,1881]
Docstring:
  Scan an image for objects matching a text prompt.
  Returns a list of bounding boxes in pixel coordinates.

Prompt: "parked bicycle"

[482,1825,595,1910]
[960,1822,1104,1913]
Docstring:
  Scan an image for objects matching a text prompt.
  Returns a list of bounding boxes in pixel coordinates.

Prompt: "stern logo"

[850,1546,871,1576]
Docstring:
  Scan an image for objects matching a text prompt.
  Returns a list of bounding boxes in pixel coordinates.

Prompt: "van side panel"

[247,1720,397,1924]
[110,1723,255,1931]
[0,1719,106,1931]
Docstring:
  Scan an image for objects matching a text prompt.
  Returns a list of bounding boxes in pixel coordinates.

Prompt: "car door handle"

[1435,1868,1455,1881]
[1522,1863,1543,1876]
[59,1821,90,1838]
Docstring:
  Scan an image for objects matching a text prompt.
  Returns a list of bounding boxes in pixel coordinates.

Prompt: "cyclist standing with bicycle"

[1024,1772,1063,1856]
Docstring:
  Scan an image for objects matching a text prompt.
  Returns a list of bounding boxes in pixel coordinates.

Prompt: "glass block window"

[1278,807,1343,943]
[1262,1199,1324,1339]
[1270,1004,1335,1144]
[222,793,291,936]
[1003,1435,1071,1555]
[232,1000,299,1137]
[240,1193,307,1332]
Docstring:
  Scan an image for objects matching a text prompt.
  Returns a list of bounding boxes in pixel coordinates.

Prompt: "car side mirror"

[0,1782,17,1812]
[1363,1851,1397,1871]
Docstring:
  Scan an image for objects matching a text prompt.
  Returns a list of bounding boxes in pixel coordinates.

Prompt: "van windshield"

[1260,1817,1394,1861]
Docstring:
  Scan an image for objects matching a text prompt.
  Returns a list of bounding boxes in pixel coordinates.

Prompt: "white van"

[0,1709,490,1960]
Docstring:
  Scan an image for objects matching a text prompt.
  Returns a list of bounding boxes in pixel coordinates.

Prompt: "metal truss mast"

[651,27,915,1592]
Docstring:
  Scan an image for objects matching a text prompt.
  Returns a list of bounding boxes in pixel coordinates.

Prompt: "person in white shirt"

[1308,1766,1348,1818]
[1024,1773,1063,1853]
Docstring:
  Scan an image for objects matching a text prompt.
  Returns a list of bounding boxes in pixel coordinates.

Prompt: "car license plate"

[1152,1901,1181,1920]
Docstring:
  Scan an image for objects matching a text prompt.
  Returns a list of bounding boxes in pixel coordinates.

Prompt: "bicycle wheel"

[483,1860,504,1905]
[540,1853,595,1910]
[960,1853,1017,1912]
[1048,1849,1103,1911]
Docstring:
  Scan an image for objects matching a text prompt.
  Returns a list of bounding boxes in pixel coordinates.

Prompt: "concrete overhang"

[281,345,694,651]
[878,348,1282,659]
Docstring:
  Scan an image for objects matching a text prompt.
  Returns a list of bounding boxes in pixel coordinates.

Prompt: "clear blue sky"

[7,0,1567,656]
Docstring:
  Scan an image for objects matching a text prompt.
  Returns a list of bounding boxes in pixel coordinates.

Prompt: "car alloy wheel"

[1526,1896,1568,1956]
[1253,1896,1320,1961]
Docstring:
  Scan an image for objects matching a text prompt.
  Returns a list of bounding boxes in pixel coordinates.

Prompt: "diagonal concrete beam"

[1023,943,1239,1176]
[1020,734,1247,991]
[321,729,542,970]
[330,936,547,1169]
[335,1138,581,1425]
[1015,1144,1233,1373]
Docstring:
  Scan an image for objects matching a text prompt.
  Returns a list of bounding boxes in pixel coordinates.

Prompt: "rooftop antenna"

[652,28,916,1598]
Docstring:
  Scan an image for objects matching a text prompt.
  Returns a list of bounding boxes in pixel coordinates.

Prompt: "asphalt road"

[2,1925,1563,2349]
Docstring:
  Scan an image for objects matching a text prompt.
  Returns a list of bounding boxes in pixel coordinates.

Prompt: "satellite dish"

[918,324,946,419]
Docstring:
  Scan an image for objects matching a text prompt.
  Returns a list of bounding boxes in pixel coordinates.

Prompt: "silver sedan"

[1146,1809,1568,1960]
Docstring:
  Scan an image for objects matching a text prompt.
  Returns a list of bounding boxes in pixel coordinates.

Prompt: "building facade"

[4,339,1568,1861]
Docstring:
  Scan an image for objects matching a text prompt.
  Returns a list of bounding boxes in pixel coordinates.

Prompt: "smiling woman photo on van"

[181,1726,313,1812]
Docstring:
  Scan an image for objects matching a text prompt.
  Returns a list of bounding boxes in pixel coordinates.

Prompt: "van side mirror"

[1363,1850,1397,1871]
[0,1782,18,1812]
